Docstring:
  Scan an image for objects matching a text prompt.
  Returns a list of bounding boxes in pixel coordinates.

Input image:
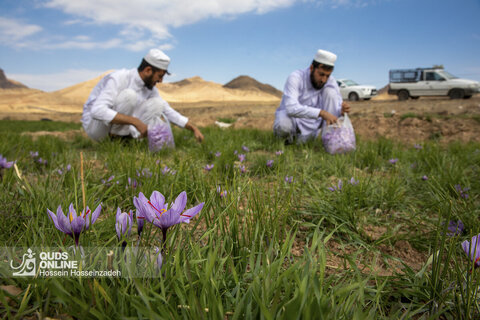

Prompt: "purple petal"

[70,217,85,246]
[180,202,204,223]
[89,204,102,226]
[171,191,187,215]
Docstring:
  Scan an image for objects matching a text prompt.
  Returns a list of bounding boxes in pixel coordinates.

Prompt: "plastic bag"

[321,113,356,154]
[147,115,175,152]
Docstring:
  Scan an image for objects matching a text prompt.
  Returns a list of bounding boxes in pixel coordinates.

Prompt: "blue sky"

[1,0,479,92]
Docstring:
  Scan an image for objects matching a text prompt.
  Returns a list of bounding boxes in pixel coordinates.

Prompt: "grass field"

[0,119,479,319]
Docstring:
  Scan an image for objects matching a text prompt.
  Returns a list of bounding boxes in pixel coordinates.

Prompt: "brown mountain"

[223,75,282,98]
[0,69,28,89]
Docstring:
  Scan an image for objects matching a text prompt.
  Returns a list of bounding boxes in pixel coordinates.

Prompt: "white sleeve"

[162,102,189,128]
[89,77,119,126]
[283,73,321,119]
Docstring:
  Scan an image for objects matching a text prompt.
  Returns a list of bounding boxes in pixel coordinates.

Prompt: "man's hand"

[341,101,350,115]
[134,119,148,137]
[185,121,204,143]
[319,110,338,125]
[111,113,148,137]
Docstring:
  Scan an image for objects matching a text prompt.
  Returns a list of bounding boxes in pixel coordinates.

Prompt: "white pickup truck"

[388,68,480,100]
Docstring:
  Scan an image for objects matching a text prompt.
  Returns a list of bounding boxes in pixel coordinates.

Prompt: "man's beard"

[310,71,325,90]
[144,74,155,90]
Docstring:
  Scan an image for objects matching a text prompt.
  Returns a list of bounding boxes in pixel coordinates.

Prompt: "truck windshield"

[343,80,358,86]
[437,70,458,80]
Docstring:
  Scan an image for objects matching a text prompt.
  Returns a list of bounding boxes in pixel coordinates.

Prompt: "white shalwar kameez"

[82,68,188,141]
[273,67,343,143]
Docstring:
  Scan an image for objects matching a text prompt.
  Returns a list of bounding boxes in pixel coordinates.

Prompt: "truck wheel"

[348,92,359,101]
[411,96,419,99]
[463,95,472,99]
[449,89,464,99]
[397,90,409,101]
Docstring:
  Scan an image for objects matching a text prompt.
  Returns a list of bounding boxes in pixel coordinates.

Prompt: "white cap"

[144,49,171,74]
[314,49,337,67]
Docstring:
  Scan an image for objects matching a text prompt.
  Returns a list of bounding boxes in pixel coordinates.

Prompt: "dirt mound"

[0,69,28,89]
[223,75,282,98]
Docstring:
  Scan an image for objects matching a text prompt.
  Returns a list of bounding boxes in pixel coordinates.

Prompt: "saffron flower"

[422,175,428,181]
[127,177,138,189]
[204,164,214,171]
[414,144,423,150]
[0,155,14,169]
[161,166,170,175]
[137,191,204,234]
[115,208,133,240]
[46,203,101,247]
[455,184,470,199]
[349,177,359,185]
[133,196,147,237]
[238,154,246,162]
[462,234,480,268]
[215,152,221,157]
[266,160,274,168]
[328,180,343,192]
[239,165,246,173]
[446,220,464,236]
[242,146,250,153]
[389,158,398,165]
[29,151,39,158]
[275,150,284,156]
[285,176,293,184]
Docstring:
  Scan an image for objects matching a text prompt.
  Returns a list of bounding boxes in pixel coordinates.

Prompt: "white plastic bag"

[147,115,175,152]
[321,113,356,154]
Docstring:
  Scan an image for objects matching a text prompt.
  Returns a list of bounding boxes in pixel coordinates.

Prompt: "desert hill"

[223,75,282,98]
[0,70,281,118]
[0,69,28,89]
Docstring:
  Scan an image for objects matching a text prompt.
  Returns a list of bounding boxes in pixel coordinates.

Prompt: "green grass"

[0,120,479,319]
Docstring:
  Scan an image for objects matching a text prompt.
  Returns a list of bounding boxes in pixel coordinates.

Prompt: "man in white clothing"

[273,49,350,144]
[82,49,204,143]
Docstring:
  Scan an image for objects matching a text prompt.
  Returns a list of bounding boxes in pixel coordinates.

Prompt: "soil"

[2,95,478,144]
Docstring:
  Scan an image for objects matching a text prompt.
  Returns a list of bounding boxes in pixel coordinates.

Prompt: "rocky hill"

[0,69,28,89]
[223,75,282,98]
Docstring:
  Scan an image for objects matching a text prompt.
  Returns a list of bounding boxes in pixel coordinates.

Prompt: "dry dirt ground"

[2,95,479,144]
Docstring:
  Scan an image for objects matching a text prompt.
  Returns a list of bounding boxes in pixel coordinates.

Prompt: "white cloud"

[9,69,107,92]
[0,17,42,44]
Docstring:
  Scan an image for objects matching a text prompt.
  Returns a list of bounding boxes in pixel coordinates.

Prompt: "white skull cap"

[144,49,171,74]
[314,49,337,67]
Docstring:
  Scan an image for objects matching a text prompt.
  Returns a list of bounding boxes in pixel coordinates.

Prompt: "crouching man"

[82,49,204,143]
[273,49,349,144]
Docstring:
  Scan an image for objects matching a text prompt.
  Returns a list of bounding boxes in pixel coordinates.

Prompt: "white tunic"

[81,68,188,133]
[275,67,342,140]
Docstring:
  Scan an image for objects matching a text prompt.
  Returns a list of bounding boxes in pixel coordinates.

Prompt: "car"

[337,79,378,101]
[388,67,480,100]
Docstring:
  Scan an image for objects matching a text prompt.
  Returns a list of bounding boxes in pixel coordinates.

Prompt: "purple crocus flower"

[204,164,214,171]
[285,176,293,184]
[234,150,238,155]
[215,152,221,157]
[127,177,138,189]
[238,154,246,162]
[414,144,423,150]
[133,196,147,237]
[220,190,227,198]
[46,203,101,247]
[422,175,428,181]
[389,158,398,165]
[30,151,39,158]
[0,155,14,169]
[328,180,343,191]
[266,160,274,168]
[115,208,133,240]
[239,165,246,173]
[161,166,170,175]
[148,122,174,152]
[446,220,464,236]
[57,169,63,175]
[275,150,284,156]
[137,191,204,242]
[462,234,480,268]
[242,146,250,153]
[455,184,470,199]
[66,164,71,171]
[349,177,359,185]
